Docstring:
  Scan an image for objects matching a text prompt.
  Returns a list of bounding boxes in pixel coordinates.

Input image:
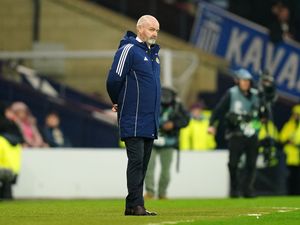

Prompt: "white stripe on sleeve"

[116,45,130,74]
[116,44,133,76]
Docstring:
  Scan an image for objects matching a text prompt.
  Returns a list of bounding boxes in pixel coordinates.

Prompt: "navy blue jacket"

[106,31,161,140]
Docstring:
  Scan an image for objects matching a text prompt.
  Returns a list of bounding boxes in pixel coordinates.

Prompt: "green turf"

[0,197,299,225]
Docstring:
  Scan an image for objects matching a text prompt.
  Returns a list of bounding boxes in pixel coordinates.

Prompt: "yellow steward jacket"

[179,112,216,151]
[258,121,279,142]
[280,119,300,166]
[258,121,279,166]
[0,136,22,174]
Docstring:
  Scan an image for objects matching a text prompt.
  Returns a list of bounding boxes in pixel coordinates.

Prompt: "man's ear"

[136,26,142,33]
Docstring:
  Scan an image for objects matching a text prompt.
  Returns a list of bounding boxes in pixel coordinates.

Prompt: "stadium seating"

[0,75,119,148]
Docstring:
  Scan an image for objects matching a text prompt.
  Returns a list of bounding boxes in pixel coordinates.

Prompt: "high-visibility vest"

[280,119,300,166]
[257,121,279,166]
[0,136,22,174]
[179,113,216,151]
[258,121,279,141]
[229,86,259,115]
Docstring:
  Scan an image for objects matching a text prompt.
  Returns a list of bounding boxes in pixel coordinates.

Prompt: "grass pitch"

[0,197,299,225]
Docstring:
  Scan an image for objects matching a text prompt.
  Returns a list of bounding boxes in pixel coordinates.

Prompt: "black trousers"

[0,169,15,200]
[287,166,300,195]
[0,181,13,200]
[227,135,258,195]
[124,137,154,208]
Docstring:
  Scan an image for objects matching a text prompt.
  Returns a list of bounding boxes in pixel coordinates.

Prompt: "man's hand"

[112,104,118,112]
[207,126,216,135]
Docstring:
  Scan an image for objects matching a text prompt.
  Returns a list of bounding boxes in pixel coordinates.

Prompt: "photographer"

[144,87,190,199]
[208,69,261,198]
[257,71,278,167]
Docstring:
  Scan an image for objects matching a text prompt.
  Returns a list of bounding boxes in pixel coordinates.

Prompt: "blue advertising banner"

[190,2,300,101]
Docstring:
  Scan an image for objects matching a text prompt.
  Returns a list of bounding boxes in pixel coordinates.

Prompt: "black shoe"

[124,208,134,216]
[124,205,157,216]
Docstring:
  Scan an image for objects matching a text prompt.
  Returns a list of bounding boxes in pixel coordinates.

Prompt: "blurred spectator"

[43,112,71,148]
[269,1,296,43]
[279,104,300,195]
[229,0,299,43]
[0,102,23,200]
[179,102,216,150]
[11,102,47,148]
[0,103,24,146]
[144,87,190,199]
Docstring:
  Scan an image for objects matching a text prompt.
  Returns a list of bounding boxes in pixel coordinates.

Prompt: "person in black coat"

[106,15,160,216]
[43,112,71,148]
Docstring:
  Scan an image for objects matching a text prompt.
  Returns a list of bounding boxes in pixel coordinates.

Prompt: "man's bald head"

[136,15,160,46]
[137,15,159,28]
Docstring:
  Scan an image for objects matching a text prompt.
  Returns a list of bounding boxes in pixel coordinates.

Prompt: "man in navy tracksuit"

[106,15,160,216]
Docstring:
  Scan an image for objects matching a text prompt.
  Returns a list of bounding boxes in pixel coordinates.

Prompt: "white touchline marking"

[272,207,300,213]
[239,212,270,218]
[147,207,300,225]
[147,220,195,225]
[278,209,293,213]
[247,213,263,219]
[240,207,300,219]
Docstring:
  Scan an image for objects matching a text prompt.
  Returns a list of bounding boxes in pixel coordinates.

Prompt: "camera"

[258,70,277,105]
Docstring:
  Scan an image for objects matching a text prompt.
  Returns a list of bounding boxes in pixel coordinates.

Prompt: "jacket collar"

[119,31,160,53]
